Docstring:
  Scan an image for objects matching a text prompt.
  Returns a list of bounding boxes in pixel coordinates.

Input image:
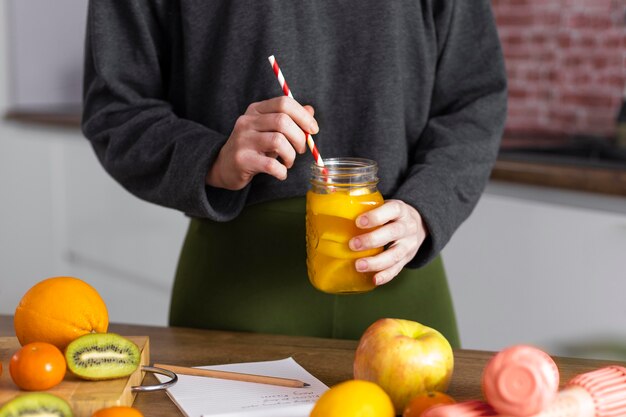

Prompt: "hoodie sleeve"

[393,0,508,267]
[82,0,249,220]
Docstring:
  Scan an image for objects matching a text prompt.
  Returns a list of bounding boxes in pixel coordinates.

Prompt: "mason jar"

[306,158,384,294]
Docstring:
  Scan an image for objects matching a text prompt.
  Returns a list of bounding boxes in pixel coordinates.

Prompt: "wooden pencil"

[153,363,311,388]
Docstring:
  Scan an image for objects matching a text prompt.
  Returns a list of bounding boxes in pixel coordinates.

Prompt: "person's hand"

[349,200,428,286]
[206,96,318,190]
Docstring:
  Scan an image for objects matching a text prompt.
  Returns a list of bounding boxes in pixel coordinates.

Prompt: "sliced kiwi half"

[65,333,140,380]
[0,392,73,417]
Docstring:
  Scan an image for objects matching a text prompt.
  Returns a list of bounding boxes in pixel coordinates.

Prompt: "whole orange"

[14,276,108,349]
[403,391,456,417]
[9,342,66,391]
[92,406,144,417]
[310,379,394,417]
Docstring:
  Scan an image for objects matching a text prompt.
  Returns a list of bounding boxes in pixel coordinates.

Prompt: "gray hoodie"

[82,0,507,267]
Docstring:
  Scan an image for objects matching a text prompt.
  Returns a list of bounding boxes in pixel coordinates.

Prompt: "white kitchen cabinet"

[0,125,188,326]
[443,182,626,357]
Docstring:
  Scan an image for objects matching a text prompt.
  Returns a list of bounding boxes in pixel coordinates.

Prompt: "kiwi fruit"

[0,392,73,417]
[65,333,140,380]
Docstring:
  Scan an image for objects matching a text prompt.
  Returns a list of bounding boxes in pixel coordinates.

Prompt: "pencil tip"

[303,383,311,387]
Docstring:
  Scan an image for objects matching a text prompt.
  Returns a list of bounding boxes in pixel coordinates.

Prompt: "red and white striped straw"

[268,55,325,168]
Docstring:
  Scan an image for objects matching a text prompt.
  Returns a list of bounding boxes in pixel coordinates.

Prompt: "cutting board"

[0,336,150,417]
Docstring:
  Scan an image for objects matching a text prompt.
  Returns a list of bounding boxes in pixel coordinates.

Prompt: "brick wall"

[493,0,626,138]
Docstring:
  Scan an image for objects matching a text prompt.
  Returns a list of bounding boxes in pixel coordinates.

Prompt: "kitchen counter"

[6,108,626,197]
[5,107,81,128]
[0,315,623,416]
[491,159,626,196]
[495,134,626,197]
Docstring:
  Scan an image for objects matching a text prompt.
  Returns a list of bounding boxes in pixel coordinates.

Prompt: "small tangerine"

[91,406,144,417]
[403,391,456,417]
[9,342,66,391]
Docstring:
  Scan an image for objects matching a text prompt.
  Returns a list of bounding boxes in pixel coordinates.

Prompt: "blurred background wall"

[0,0,188,327]
[6,0,84,108]
[0,0,625,359]
[494,0,625,137]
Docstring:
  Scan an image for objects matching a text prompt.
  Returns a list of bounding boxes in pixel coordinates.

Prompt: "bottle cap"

[482,345,559,416]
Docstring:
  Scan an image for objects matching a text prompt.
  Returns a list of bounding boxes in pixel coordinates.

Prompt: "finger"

[373,262,406,286]
[355,243,409,274]
[251,96,319,135]
[255,132,297,168]
[238,150,288,181]
[304,105,315,116]
[355,200,407,229]
[349,221,407,251]
[251,113,307,154]
[354,244,408,286]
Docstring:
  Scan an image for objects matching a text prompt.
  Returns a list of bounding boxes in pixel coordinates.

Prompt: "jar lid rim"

[311,158,378,172]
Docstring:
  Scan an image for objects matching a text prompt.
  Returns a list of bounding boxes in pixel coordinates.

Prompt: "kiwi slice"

[65,333,140,380]
[0,392,73,417]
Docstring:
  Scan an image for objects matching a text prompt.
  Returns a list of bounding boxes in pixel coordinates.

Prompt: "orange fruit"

[14,276,108,350]
[92,406,144,417]
[403,391,456,417]
[9,342,66,391]
[310,379,395,417]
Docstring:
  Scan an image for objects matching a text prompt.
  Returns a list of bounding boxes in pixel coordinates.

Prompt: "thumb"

[303,105,315,116]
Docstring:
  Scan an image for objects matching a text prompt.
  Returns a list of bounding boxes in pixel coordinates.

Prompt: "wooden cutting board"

[0,336,149,417]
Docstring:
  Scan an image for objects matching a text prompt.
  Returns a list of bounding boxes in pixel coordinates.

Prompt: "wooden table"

[0,315,619,416]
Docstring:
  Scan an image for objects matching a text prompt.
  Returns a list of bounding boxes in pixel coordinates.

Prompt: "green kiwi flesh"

[0,392,73,417]
[65,333,140,380]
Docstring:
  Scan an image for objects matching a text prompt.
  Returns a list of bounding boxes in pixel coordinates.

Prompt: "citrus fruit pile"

[309,379,456,417]
[0,276,143,417]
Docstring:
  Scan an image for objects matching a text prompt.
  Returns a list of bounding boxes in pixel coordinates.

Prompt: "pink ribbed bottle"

[505,365,626,417]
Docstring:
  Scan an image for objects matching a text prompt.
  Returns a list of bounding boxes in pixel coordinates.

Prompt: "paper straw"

[268,55,325,168]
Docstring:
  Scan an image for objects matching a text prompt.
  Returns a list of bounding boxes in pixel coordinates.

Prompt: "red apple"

[353,318,454,414]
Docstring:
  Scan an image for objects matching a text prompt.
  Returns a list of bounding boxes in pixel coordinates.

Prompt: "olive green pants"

[169,197,460,348]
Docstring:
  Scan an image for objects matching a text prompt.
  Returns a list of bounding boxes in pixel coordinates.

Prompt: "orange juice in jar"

[306,158,384,294]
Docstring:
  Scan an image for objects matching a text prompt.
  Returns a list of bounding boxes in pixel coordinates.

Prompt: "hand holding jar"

[350,199,428,286]
[306,159,428,293]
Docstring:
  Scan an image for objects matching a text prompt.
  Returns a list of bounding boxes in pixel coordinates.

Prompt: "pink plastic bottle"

[482,345,560,416]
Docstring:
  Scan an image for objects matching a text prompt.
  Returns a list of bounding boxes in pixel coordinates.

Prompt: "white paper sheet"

[155,357,329,417]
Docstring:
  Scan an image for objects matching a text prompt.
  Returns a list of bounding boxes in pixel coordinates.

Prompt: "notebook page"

[155,357,329,417]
